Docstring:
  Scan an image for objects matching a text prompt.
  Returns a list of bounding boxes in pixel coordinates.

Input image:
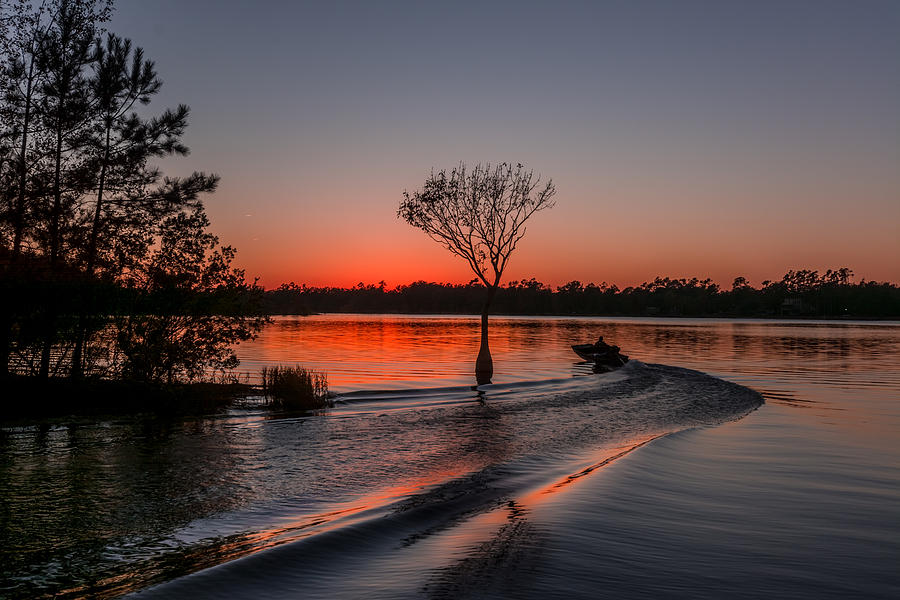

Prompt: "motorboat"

[571,342,629,369]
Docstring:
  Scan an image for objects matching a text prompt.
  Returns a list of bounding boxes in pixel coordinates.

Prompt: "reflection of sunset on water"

[237,315,900,394]
[236,315,900,450]
[4,318,898,599]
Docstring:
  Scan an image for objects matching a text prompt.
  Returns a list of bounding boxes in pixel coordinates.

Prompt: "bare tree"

[399,162,556,384]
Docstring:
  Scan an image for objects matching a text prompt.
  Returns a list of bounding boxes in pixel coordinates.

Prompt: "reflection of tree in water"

[729,332,893,363]
[562,322,898,375]
[442,397,511,467]
[0,418,250,598]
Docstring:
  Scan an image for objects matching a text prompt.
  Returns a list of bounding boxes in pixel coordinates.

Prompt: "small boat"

[571,343,629,368]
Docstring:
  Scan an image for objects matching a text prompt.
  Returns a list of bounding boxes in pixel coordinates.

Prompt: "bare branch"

[399,161,556,289]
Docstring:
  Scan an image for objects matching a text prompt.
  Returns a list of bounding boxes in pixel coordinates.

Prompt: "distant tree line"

[265,268,899,319]
[0,0,264,384]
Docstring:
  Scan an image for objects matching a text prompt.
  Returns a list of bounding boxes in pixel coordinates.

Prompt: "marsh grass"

[261,365,331,410]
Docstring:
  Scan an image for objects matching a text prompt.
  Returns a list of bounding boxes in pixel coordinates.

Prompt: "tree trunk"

[71,127,111,380]
[40,84,69,380]
[475,285,497,385]
[38,128,64,379]
[49,121,64,267]
[38,328,53,378]
[70,316,88,380]
[12,60,35,260]
[0,311,10,379]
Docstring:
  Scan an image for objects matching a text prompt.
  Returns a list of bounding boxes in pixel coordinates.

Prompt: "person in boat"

[594,336,617,353]
[592,336,624,362]
[575,337,628,366]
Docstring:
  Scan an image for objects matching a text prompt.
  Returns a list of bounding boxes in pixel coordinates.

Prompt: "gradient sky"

[111,0,900,289]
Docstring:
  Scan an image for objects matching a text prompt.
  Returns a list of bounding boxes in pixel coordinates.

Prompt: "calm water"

[1,316,898,599]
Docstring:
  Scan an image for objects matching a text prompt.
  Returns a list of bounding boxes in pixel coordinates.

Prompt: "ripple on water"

[3,316,899,599]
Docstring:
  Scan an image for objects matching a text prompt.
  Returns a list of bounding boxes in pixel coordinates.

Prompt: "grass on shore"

[261,365,331,410]
[2,365,332,423]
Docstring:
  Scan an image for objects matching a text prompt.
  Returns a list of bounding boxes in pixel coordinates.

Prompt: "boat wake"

[124,361,763,599]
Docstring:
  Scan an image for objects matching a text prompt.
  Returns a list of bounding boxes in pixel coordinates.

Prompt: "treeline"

[265,268,900,318]
[0,1,264,383]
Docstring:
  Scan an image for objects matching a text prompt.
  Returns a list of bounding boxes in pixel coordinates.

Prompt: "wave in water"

[117,362,763,600]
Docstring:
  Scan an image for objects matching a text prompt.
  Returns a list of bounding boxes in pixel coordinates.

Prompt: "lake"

[1,315,898,599]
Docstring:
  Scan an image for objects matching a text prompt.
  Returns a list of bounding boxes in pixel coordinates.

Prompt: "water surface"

[1,316,898,598]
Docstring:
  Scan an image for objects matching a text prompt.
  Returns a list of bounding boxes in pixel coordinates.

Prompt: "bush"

[261,365,330,410]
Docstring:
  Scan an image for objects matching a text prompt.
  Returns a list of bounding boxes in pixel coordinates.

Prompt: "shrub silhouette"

[261,365,330,410]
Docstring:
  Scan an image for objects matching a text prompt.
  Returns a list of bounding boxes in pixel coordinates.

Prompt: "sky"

[111,0,900,289]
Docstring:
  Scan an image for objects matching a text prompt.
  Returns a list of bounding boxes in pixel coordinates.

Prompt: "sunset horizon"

[256,263,898,292]
[104,0,898,292]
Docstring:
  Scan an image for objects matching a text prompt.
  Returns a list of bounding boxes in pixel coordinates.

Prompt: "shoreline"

[0,376,256,423]
[265,310,900,322]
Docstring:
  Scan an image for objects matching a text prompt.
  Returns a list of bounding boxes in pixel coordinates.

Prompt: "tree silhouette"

[399,162,556,383]
[115,205,264,384]
[259,269,898,319]
[30,0,111,377]
[69,33,190,378]
[0,0,265,385]
[38,0,111,269]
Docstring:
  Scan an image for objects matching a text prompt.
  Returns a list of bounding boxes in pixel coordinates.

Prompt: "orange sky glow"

[213,182,900,290]
[112,2,900,291]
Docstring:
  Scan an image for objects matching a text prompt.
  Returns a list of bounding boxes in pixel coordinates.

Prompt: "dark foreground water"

[1,316,898,599]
